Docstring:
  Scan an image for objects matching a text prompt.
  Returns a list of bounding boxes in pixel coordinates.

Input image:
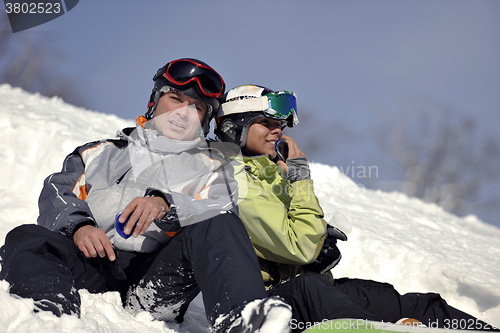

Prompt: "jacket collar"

[242,155,285,179]
[118,118,207,155]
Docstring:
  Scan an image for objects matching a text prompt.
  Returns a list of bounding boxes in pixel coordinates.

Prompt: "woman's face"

[153,90,207,141]
[245,118,283,158]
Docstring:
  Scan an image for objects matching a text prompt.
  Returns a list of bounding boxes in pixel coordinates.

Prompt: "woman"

[215,84,496,332]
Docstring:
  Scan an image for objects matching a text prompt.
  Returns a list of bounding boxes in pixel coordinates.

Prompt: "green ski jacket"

[234,155,327,285]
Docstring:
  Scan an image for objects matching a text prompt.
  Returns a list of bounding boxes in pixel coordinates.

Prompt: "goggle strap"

[219,96,269,117]
[292,112,299,126]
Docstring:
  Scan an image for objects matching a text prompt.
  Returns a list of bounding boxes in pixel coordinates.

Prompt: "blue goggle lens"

[264,91,298,123]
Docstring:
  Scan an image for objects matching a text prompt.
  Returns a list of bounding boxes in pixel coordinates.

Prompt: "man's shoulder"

[75,127,134,155]
[204,140,242,162]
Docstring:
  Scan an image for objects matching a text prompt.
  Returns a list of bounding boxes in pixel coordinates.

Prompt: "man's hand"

[119,196,169,238]
[74,225,116,261]
[276,135,306,173]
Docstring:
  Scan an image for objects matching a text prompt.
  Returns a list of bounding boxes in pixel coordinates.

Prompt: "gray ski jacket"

[37,117,239,253]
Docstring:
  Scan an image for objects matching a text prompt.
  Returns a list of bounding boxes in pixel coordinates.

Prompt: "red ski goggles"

[159,59,225,98]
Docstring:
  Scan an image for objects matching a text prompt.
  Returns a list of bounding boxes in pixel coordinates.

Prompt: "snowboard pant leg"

[334,278,497,330]
[124,212,268,325]
[268,273,380,333]
[0,224,133,316]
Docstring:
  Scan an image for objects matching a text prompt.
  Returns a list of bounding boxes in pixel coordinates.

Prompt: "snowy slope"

[0,84,499,332]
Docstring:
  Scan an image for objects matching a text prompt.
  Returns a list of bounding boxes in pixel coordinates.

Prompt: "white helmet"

[215,85,298,147]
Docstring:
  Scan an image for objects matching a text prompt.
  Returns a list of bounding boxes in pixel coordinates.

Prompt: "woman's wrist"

[286,157,311,182]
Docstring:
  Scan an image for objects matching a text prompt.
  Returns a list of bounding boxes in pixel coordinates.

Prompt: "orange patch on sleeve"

[77,185,87,200]
[165,231,180,237]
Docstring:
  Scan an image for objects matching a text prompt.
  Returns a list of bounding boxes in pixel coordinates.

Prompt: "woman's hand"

[276,135,306,173]
[119,196,169,237]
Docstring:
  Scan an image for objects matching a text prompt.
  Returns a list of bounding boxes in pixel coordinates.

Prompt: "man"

[0,60,291,333]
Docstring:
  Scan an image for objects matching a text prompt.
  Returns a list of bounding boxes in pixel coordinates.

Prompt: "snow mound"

[0,85,499,332]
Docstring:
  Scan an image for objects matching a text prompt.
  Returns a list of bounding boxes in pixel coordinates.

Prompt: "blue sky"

[4,1,498,128]
[2,0,500,224]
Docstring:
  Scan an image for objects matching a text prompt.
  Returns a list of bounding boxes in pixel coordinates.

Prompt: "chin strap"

[270,154,280,164]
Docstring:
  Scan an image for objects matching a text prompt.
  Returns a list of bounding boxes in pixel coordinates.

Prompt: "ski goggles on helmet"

[264,91,298,124]
[155,59,225,98]
[219,91,299,127]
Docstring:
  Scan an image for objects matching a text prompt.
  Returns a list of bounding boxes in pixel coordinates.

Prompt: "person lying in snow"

[0,61,292,333]
[214,84,498,332]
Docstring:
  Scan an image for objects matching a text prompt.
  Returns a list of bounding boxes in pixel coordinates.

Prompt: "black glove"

[304,225,347,274]
[145,188,181,233]
[153,204,181,233]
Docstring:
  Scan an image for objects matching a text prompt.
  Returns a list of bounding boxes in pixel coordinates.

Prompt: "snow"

[0,84,499,332]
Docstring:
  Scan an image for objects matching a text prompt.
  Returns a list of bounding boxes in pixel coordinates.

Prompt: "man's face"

[153,90,207,141]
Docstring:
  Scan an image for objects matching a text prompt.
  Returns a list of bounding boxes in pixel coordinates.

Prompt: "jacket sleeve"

[37,144,97,237]
[239,175,327,265]
[153,159,239,231]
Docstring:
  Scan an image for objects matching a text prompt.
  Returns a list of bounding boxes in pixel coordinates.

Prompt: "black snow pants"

[0,212,267,324]
[268,273,495,332]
